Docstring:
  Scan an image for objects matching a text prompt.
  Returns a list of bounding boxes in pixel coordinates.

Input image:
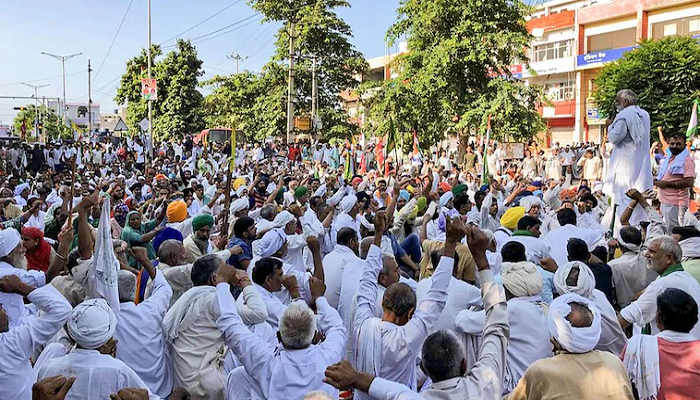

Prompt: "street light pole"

[21,82,49,139]
[41,51,82,118]
[147,0,153,160]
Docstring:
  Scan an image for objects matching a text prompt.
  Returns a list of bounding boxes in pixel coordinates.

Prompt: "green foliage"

[115,40,205,140]
[593,36,700,140]
[247,0,368,139]
[365,0,545,145]
[12,104,66,139]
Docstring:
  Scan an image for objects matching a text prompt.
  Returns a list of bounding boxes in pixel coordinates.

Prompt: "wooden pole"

[68,155,77,215]
[220,133,235,238]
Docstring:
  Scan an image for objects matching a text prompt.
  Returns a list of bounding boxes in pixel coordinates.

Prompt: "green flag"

[687,99,699,139]
[386,117,396,156]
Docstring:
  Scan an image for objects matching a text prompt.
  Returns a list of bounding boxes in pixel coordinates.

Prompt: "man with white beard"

[0,227,67,329]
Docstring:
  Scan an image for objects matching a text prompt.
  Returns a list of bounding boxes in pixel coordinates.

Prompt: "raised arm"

[353,211,386,332]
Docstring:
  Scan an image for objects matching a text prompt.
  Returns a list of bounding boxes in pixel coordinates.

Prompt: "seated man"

[218,260,346,400]
[621,288,700,400]
[352,212,466,399]
[507,293,634,400]
[456,242,550,394]
[0,275,72,400]
[36,298,159,400]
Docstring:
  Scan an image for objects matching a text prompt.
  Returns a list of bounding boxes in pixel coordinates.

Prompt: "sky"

[0,0,402,125]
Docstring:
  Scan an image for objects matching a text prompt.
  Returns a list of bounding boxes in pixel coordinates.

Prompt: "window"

[543,80,575,102]
[587,28,636,52]
[532,40,573,62]
[651,15,700,39]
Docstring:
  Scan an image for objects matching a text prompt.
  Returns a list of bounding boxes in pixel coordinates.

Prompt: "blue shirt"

[227,236,252,269]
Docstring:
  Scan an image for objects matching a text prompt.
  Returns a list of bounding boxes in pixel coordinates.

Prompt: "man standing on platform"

[603,89,653,226]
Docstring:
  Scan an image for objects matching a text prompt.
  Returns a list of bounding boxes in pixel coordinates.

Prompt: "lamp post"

[41,51,82,118]
[21,83,49,139]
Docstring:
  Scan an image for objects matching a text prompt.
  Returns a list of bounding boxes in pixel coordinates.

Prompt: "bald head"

[158,239,186,266]
[567,302,594,328]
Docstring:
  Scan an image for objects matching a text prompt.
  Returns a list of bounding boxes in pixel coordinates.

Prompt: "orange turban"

[439,182,451,193]
[167,200,188,223]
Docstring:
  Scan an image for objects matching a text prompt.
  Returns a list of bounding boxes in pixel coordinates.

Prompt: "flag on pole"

[411,131,422,163]
[376,137,385,170]
[89,197,121,311]
[482,115,492,185]
[687,99,699,139]
[344,149,354,180]
[386,117,397,156]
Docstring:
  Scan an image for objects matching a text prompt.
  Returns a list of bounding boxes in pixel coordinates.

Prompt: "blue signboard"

[576,46,638,68]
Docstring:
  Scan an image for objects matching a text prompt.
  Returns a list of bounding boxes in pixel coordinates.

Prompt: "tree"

[593,36,700,140]
[248,0,368,139]
[201,71,263,132]
[12,105,66,139]
[365,0,546,146]
[115,40,205,141]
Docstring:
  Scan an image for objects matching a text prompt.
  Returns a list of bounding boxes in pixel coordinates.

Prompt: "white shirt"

[134,143,145,163]
[560,150,574,166]
[253,147,264,161]
[217,283,346,400]
[115,271,174,398]
[456,295,551,394]
[0,285,71,400]
[37,348,158,400]
[323,244,361,308]
[331,213,361,245]
[542,224,604,267]
[503,234,551,264]
[621,270,700,338]
[416,276,481,333]
[353,245,451,400]
[282,233,307,273]
[0,261,46,329]
[25,211,46,232]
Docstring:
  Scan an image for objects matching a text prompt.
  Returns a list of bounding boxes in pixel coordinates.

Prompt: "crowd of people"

[0,88,699,400]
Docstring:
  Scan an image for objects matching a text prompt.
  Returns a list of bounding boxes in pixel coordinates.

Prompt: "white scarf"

[622,330,697,400]
[548,293,601,353]
[355,317,382,375]
[89,197,120,311]
[162,286,216,343]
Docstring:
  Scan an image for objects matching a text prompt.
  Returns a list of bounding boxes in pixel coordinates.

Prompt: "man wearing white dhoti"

[603,89,653,226]
[0,275,72,400]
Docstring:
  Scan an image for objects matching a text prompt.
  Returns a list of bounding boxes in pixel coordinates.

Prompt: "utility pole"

[147,0,153,161]
[41,51,82,118]
[286,20,296,144]
[311,56,318,132]
[88,59,93,138]
[227,53,247,75]
[21,82,49,139]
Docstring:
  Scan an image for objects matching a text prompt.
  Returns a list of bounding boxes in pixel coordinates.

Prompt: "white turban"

[13,182,29,197]
[236,186,248,197]
[67,298,117,350]
[313,184,327,198]
[554,261,596,298]
[359,215,375,232]
[230,198,249,214]
[273,211,295,229]
[340,195,358,213]
[266,182,277,194]
[258,228,287,258]
[0,228,21,258]
[519,195,544,214]
[614,229,642,253]
[501,261,543,297]
[439,192,454,208]
[548,293,601,353]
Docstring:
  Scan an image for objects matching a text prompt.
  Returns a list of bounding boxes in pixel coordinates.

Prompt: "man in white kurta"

[353,234,451,399]
[603,89,653,225]
[323,227,361,308]
[0,277,72,400]
[163,254,268,400]
[115,267,174,398]
[219,277,347,399]
[36,298,159,400]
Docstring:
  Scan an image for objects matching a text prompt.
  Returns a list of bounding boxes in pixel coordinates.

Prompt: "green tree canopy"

[247,0,368,139]
[115,39,205,140]
[364,0,546,147]
[593,36,700,141]
[12,105,67,140]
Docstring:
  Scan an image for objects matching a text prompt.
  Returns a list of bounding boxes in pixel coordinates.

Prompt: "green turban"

[294,185,309,199]
[452,184,468,197]
[416,196,428,212]
[192,214,214,231]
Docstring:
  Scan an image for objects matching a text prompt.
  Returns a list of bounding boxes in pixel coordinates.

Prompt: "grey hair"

[617,89,638,105]
[652,235,682,263]
[279,301,317,349]
[157,239,184,262]
[118,270,136,303]
[359,237,373,259]
[301,392,334,400]
[421,329,465,382]
[260,204,277,221]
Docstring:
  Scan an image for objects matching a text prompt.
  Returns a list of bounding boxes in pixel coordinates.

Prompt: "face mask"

[670,147,684,156]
